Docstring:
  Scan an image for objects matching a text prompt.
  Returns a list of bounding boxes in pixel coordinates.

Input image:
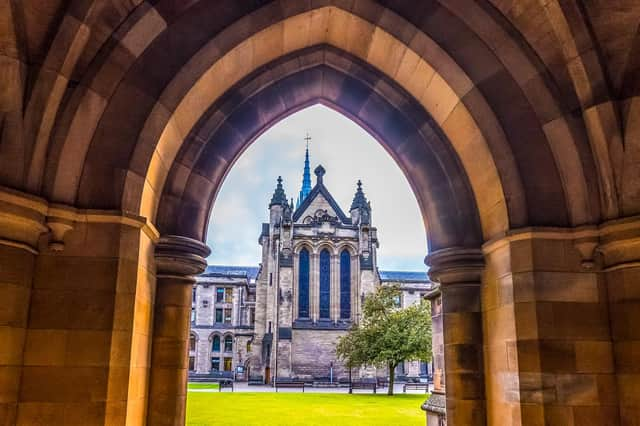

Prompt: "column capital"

[155,235,210,278]
[425,247,484,284]
[0,185,48,252]
[597,215,640,270]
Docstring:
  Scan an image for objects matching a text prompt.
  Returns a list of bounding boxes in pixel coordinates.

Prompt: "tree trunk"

[388,362,395,395]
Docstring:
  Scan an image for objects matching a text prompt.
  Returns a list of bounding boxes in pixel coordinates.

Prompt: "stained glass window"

[319,249,331,319]
[340,250,351,319]
[298,248,310,318]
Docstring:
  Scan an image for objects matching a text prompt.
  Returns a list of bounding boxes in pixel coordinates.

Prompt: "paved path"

[189,382,431,395]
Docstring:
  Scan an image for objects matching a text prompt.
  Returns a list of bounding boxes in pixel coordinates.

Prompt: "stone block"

[613,341,640,374]
[575,341,614,373]
[149,337,188,369]
[0,326,25,365]
[0,366,21,403]
[538,340,576,373]
[64,330,111,367]
[62,402,106,426]
[445,343,482,372]
[148,367,187,399]
[444,311,483,345]
[556,374,599,405]
[16,402,65,425]
[68,290,116,330]
[19,366,109,403]
[23,329,66,366]
[153,306,190,339]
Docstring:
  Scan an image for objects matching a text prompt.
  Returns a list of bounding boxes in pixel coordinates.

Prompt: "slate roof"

[379,270,430,283]
[203,265,260,280]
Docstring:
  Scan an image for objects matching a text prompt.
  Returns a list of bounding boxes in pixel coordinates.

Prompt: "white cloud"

[206,105,428,271]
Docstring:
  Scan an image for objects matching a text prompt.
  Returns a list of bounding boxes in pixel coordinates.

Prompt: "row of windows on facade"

[297,248,352,319]
[189,334,237,353]
[190,307,234,324]
[192,287,234,305]
[188,356,233,372]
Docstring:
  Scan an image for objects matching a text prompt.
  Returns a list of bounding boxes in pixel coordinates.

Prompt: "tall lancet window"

[319,249,331,319]
[298,248,310,318]
[340,250,351,319]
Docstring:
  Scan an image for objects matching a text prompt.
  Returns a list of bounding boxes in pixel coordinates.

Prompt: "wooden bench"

[349,381,377,394]
[403,383,429,393]
[219,380,234,392]
[274,380,305,392]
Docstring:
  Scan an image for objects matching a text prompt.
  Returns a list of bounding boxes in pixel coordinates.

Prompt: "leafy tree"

[336,285,431,395]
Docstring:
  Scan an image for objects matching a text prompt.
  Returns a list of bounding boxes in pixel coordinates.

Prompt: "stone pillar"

[147,236,209,426]
[0,188,47,424]
[599,218,640,424]
[482,230,618,425]
[422,285,446,426]
[427,248,485,426]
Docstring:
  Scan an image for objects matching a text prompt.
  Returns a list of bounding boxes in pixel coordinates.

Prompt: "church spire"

[269,176,288,207]
[350,180,369,211]
[296,133,312,209]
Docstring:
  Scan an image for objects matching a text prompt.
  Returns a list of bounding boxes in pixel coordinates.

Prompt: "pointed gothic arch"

[339,249,352,320]
[319,248,331,320]
[298,247,310,319]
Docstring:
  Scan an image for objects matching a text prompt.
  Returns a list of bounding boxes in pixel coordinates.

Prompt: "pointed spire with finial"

[269,176,288,207]
[350,180,369,211]
[314,165,326,185]
[296,133,313,209]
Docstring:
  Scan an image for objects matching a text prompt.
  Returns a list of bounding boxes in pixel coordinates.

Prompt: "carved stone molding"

[0,186,48,252]
[597,215,640,270]
[425,247,484,284]
[0,185,160,253]
[479,217,640,271]
[154,235,210,279]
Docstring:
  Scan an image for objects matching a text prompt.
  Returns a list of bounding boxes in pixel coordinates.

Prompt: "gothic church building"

[251,150,381,381]
[189,146,432,383]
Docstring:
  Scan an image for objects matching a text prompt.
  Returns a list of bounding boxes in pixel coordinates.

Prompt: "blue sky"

[206,105,428,272]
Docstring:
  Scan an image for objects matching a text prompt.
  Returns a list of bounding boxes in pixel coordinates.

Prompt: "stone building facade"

[188,149,432,382]
[188,266,258,381]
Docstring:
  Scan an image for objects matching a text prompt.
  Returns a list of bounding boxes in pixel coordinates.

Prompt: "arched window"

[340,250,351,319]
[189,334,196,352]
[319,249,331,319]
[298,248,310,318]
[224,335,233,352]
[212,335,220,352]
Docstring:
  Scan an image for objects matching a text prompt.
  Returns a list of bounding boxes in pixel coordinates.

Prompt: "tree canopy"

[336,285,432,395]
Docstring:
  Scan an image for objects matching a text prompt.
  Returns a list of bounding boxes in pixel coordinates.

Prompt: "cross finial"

[304,133,311,148]
[357,180,362,189]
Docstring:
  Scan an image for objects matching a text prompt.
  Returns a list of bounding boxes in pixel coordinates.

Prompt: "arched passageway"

[0,1,639,425]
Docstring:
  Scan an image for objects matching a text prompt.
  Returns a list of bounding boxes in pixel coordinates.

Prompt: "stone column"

[482,230,618,425]
[147,236,210,426]
[599,218,640,424]
[0,188,47,424]
[422,285,446,425]
[426,248,485,426]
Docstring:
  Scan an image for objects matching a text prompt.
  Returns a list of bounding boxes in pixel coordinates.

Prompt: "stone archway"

[1,1,639,425]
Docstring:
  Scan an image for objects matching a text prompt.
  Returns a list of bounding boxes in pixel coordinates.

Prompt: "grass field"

[187,383,219,390]
[186,392,428,425]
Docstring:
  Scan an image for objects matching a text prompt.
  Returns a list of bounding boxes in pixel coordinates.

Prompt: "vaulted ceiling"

[1,0,638,250]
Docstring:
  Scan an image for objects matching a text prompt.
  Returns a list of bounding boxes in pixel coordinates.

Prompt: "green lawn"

[188,383,219,390]
[186,392,428,425]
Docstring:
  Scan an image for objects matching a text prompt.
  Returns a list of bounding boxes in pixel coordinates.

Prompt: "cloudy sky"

[206,104,428,272]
